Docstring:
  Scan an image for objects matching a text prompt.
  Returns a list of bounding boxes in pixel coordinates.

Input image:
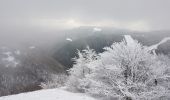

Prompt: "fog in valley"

[0,0,170,100]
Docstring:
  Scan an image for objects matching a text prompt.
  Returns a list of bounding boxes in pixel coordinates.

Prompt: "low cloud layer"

[0,0,170,31]
[0,0,169,47]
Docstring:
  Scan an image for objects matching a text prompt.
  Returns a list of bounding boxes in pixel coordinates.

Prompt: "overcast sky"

[0,0,170,32]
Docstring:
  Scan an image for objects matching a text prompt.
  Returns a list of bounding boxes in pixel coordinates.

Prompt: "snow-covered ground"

[0,88,96,100]
[124,35,135,46]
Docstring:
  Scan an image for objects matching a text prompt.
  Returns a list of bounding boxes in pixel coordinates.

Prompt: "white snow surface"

[124,35,135,46]
[0,88,96,100]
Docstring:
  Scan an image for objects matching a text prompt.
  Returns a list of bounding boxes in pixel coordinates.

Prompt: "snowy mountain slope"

[124,35,135,47]
[124,35,170,55]
[0,88,96,100]
[147,37,170,51]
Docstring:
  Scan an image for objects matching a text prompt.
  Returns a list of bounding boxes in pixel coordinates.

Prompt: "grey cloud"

[0,0,170,31]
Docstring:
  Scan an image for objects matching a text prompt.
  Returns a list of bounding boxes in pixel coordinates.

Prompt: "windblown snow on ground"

[0,88,96,100]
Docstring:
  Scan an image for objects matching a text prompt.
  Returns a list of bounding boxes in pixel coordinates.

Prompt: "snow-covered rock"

[0,88,96,100]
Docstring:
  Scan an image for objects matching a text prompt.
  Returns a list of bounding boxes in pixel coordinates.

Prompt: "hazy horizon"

[0,0,170,47]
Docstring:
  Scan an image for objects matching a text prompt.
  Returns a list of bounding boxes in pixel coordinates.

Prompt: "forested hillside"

[54,28,170,69]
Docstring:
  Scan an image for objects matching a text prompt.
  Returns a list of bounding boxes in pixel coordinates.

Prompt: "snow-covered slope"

[0,88,96,100]
[124,35,170,54]
[147,37,170,51]
[124,35,135,46]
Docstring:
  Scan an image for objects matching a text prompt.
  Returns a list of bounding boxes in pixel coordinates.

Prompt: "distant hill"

[53,27,170,69]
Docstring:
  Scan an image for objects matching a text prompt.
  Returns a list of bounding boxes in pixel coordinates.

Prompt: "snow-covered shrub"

[67,40,170,100]
[40,74,67,89]
[66,47,98,92]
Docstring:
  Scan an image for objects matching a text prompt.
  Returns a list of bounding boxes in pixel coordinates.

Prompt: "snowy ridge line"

[147,37,170,51]
[124,35,135,46]
[124,35,170,54]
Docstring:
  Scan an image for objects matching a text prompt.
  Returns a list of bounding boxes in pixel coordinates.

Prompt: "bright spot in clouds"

[66,19,81,28]
[33,18,150,31]
[93,27,102,32]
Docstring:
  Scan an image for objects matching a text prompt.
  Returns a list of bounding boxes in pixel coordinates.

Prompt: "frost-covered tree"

[40,74,67,89]
[87,40,170,100]
[67,40,170,100]
[66,46,98,92]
